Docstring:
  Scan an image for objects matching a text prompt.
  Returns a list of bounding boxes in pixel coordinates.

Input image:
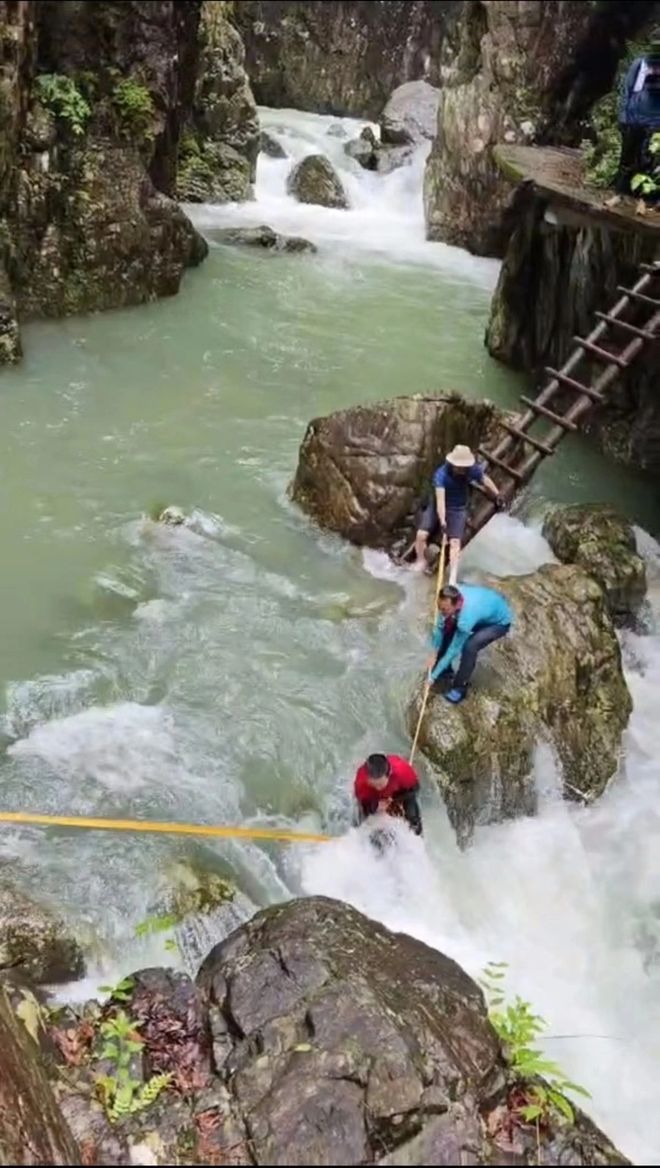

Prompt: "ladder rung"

[520,396,578,431]
[594,311,657,341]
[499,420,555,456]
[477,449,524,481]
[544,367,605,403]
[617,285,660,307]
[572,336,628,369]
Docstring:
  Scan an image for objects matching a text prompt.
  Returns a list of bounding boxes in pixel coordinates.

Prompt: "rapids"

[0,106,659,1160]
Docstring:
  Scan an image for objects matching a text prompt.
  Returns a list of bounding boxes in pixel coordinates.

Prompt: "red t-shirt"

[354,754,419,809]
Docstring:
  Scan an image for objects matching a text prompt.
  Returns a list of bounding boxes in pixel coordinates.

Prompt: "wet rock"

[380,80,440,147]
[178,4,259,204]
[0,897,629,1164]
[327,122,348,139]
[287,154,349,209]
[210,224,317,254]
[0,987,80,1163]
[408,564,632,843]
[165,860,235,923]
[0,879,84,985]
[194,896,626,1166]
[290,392,511,552]
[543,503,647,625]
[197,896,504,1164]
[344,126,379,171]
[259,129,287,158]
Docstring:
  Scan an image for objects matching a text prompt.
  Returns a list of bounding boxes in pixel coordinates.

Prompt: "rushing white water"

[188,106,501,281]
[2,103,660,1163]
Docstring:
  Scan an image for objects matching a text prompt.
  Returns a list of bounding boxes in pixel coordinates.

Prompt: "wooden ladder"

[464,261,660,547]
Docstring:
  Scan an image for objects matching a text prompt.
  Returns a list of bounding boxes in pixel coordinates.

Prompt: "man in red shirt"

[353,753,423,836]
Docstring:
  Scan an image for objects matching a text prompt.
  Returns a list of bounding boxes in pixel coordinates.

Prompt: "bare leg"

[448,538,461,586]
[413,529,429,569]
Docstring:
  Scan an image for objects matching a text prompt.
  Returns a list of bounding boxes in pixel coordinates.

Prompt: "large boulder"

[543,503,647,625]
[290,392,511,553]
[0,879,84,985]
[177,3,260,204]
[288,154,350,209]
[1,898,627,1164]
[380,80,440,146]
[408,564,632,844]
[287,154,349,209]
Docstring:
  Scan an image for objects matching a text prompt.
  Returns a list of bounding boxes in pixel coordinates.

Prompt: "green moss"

[112,79,155,142]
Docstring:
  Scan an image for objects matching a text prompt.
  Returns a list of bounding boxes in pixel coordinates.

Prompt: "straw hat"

[446,444,475,468]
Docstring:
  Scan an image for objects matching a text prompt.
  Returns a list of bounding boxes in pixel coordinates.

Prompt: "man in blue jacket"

[616,34,660,194]
[426,583,512,704]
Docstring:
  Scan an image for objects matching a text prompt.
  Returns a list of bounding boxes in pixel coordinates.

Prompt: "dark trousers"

[435,622,510,688]
[615,125,649,194]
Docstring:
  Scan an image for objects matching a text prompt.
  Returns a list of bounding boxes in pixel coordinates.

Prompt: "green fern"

[35,73,91,136]
[481,962,591,1128]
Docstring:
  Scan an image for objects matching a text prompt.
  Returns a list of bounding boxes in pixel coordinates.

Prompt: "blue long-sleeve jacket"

[619,57,660,127]
[429,585,512,682]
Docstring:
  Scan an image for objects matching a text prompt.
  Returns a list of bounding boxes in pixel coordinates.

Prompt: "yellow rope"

[409,538,447,765]
[0,810,331,845]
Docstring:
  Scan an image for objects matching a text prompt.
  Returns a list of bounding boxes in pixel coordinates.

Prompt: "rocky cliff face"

[0,898,629,1165]
[485,167,660,474]
[423,0,652,256]
[235,0,461,118]
[0,0,210,365]
[177,1,259,204]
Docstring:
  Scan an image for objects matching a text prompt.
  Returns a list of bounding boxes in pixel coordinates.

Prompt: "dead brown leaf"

[52,1021,95,1066]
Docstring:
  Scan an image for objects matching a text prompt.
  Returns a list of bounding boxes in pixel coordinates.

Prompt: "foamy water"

[187,106,501,282]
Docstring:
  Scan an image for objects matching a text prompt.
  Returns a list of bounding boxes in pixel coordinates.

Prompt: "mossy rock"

[165,861,235,922]
[287,154,349,209]
[0,880,84,985]
[543,503,647,625]
[408,563,632,843]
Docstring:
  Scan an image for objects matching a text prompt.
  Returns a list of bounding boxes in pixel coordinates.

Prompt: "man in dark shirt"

[616,34,660,195]
[413,445,503,583]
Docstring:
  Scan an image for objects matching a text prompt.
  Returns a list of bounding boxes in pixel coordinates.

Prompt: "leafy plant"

[95,1009,171,1122]
[112,79,155,140]
[631,131,660,197]
[481,962,591,1128]
[35,73,91,136]
[135,912,179,954]
[97,975,135,1003]
[583,41,644,189]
